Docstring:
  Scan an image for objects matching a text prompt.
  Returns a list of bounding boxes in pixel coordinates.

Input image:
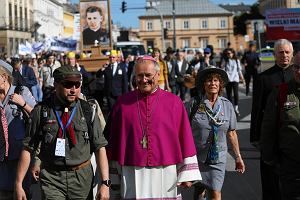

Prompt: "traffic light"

[163,28,168,39]
[121,1,127,13]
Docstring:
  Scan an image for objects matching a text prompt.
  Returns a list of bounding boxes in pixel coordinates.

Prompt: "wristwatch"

[101,180,111,187]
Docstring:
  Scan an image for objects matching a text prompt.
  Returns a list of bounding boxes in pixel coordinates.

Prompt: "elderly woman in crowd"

[189,67,245,200]
[0,60,36,199]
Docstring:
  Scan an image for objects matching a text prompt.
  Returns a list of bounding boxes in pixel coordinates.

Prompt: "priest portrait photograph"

[80,0,110,47]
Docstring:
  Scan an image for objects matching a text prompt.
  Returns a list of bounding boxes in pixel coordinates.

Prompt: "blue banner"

[32,42,45,53]
[48,37,77,52]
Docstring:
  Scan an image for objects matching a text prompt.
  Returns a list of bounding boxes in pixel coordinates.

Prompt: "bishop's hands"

[177,181,193,188]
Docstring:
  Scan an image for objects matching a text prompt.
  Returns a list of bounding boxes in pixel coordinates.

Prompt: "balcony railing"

[0,17,33,32]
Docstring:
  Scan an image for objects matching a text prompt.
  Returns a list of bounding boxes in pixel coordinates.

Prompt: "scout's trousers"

[40,163,94,200]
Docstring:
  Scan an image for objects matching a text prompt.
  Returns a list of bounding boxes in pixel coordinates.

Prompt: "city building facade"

[32,0,64,41]
[259,0,300,15]
[0,0,33,56]
[138,0,235,54]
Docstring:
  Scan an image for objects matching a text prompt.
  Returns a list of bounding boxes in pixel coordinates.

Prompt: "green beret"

[53,65,82,82]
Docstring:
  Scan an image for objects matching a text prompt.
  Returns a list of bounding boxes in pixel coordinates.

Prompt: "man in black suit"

[11,57,37,92]
[96,51,128,110]
[251,39,294,200]
[164,47,176,94]
[174,50,189,101]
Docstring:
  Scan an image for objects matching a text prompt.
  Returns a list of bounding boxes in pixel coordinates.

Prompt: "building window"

[14,4,18,29]
[220,19,227,29]
[183,20,189,29]
[146,40,154,50]
[146,21,153,31]
[201,20,208,29]
[199,37,209,49]
[24,9,28,31]
[9,38,13,55]
[47,8,54,18]
[9,3,12,29]
[165,21,171,29]
[20,6,23,31]
[218,38,227,49]
[182,38,190,48]
[14,38,19,55]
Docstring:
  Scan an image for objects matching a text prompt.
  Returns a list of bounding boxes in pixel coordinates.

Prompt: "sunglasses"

[60,81,81,89]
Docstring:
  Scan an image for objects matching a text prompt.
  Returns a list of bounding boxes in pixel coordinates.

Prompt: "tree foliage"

[234,3,264,35]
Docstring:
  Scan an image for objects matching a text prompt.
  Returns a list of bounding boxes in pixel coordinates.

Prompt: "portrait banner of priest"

[80,0,111,49]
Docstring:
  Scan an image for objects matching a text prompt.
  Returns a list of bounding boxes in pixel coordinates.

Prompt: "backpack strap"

[79,99,95,152]
[189,95,201,123]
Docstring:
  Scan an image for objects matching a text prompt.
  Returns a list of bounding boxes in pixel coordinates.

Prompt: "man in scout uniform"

[15,65,110,200]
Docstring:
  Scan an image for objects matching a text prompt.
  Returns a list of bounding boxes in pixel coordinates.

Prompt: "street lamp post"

[172,0,176,50]
[147,6,165,52]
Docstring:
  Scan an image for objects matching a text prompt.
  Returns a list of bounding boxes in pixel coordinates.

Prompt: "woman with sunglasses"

[0,60,36,199]
[220,48,245,116]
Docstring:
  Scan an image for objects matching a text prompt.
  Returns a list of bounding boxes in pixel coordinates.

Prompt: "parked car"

[115,41,146,58]
[257,47,275,62]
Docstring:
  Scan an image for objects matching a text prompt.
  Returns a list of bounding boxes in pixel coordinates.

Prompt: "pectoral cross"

[140,136,148,149]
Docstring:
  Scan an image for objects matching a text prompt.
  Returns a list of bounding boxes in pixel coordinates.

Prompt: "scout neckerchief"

[55,104,78,146]
[204,99,225,162]
[0,104,8,161]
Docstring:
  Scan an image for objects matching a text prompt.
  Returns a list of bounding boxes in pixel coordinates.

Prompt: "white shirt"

[223,59,242,82]
[177,60,183,72]
[112,62,118,76]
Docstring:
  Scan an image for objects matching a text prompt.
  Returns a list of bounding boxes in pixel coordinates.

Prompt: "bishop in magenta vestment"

[106,87,201,199]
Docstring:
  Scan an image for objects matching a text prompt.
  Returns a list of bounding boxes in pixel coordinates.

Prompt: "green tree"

[234,3,264,35]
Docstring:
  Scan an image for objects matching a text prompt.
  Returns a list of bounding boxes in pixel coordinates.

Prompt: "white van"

[115,41,146,58]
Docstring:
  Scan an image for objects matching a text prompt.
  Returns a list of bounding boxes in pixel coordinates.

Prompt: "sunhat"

[196,66,229,87]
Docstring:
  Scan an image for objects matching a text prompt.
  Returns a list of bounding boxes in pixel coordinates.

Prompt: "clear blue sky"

[71,0,257,28]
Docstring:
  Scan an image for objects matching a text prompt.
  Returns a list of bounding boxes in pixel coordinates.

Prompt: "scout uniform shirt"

[23,97,107,167]
[191,95,236,163]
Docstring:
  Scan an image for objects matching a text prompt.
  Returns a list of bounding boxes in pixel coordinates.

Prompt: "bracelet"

[22,102,26,108]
